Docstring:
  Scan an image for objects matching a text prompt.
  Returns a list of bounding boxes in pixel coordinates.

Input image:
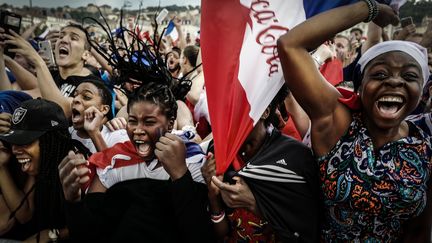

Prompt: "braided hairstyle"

[127,82,178,122]
[8,129,91,240]
[82,8,194,101]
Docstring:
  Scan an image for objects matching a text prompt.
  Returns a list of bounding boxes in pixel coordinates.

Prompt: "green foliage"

[69,10,100,21]
[399,0,432,24]
[146,4,200,12]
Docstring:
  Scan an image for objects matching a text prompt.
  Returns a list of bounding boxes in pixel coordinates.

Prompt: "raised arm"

[174,17,186,51]
[277,2,398,154]
[420,21,432,49]
[4,56,39,91]
[361,22,383,54]
[4,30,72,118]
[0,40,12,91]
[90,46,113,76]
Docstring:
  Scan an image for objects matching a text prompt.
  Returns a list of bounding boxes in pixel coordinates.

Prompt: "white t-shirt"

[97,156,205,189]
[69,125,130,153]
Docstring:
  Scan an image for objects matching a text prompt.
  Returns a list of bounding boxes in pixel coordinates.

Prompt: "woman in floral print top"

[278,1,432,242]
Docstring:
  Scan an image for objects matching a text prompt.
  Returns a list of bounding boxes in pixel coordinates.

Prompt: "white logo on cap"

[2,130,14,136]
[51,120,59,127]
[12,108,27,125]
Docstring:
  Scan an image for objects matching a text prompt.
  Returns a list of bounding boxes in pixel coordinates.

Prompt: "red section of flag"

[319,58,343,86]
[281,117,302,141]
[201,0,253,174]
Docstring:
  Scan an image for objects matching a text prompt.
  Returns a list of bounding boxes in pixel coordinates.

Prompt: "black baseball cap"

[0,98,68,145]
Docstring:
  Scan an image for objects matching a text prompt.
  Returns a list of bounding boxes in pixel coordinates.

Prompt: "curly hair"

[127,82,178,121]
[81,8,194,101]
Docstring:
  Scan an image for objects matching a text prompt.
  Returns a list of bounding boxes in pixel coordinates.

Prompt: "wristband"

[361,0,379,23]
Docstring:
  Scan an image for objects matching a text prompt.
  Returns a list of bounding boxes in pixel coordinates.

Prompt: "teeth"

[378,96,403,103]
[17,158,30,164]
[135,140,145,144]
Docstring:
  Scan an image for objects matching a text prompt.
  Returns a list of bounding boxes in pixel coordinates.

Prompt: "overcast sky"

[0,0,201,9]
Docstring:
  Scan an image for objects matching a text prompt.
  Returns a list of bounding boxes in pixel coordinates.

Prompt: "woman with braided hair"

[58,65,215,243]
[0,98,90,243]
[58,10,215,243]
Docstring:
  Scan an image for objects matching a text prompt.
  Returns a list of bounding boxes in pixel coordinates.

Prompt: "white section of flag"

[237,0,306,125]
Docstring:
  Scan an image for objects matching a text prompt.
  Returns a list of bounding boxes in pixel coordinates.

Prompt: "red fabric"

[320,58,343,86]
[142,31,153,45]
[88,141,142,169]
[82,163,96,192]
[281,117,302,141]
[337,87,362,110]
[226,208,275,242]
[201,0,253,174]
[185,99,212,139]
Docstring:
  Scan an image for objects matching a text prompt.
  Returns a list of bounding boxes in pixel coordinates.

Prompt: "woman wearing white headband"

[278,1,431,242]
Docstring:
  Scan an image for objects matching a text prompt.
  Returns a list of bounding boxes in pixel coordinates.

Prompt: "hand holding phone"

[0,11,21,58]
[156,9,169,25]
[38,40,55,67]
[400,17,413,28]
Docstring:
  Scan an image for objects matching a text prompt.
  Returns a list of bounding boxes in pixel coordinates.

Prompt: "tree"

[400,0,432,24]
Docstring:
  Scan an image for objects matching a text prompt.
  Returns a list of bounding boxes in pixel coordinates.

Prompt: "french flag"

[201,0,399,174]
[164,20,179,43]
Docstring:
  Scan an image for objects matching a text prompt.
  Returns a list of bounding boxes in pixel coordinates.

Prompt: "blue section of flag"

[303,0,358,18]
[111,28,124,38]
[303,0,392,18]
[131,52,150,66]
[164,20,175,36]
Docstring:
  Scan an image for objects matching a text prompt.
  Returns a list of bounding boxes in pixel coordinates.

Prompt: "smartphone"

[401,17,413,28]
[0,11,22,59]
[156,8,169,24]
[38,40,55,67]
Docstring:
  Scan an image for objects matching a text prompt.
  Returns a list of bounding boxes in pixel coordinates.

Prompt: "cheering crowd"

[0,1,432,242]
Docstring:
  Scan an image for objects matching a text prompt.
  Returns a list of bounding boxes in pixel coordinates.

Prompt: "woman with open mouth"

[278,1,431,242]
[0,98,90,242]
[57,13,215,242]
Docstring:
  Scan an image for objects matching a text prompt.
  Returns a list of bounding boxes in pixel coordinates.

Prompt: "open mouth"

[17,158,31,171]
[58,46,69,57]
[134,140,153,159]
[375,95,405,118]
[71,108,82,123]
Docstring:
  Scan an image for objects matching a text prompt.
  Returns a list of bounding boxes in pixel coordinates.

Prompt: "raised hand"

[155,132,187,181]
[0,27,5,54]
[114,88,128,108]
[1,29,43,65]
[173,16,182,28]
[58,151,91,202]
[106,117,127,132]
[0,113,12,134]
[83,106,104,134]
[373,3,400,28]
[45,30,60,50]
